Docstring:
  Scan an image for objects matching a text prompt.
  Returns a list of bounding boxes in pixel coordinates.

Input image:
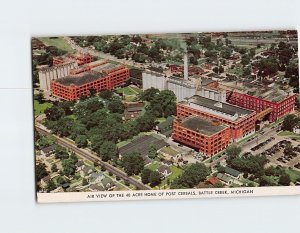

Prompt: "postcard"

[33,30,300,203]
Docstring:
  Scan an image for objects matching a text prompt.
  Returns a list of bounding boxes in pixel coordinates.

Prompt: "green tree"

[55,145,69,159]
[98,141,118,162]
[75,135,88,148]
[121,152,144,176]
[148,144,157,159]
[139,87,160,101]
[57,101,75,115]
[282,114,300,131]
[61,157,77,176]
[136,112,156,132]
[45,105,65,121]
[149,171,161,187]
[278,173,291,186]
[226,144,242,160]
[99,89,113,100]
[141,168,152,184]
[36,163,48,181]
[107,97,125,114]
[171,163,210,189]
[241,54,251,66]
[148,90,176,117]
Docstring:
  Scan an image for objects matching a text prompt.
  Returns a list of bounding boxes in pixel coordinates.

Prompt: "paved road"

[35,124,151,190]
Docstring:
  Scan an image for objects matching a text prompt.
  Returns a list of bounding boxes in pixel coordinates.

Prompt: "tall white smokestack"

[184,53,188,81]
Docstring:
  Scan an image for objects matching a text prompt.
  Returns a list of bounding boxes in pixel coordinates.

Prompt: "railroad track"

[36,125,150,190]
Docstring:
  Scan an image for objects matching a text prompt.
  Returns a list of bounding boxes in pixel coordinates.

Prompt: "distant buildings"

[53,53,93,66]
[51,62,130,101]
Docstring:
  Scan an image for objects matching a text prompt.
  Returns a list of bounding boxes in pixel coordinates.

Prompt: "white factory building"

[142,54,226,102]
[38,62,77,91]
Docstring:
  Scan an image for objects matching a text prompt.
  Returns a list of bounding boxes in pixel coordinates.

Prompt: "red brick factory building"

[227,87,296,122]
[51,62,130,101]
[173,95,256,149]
[173,116,231,156]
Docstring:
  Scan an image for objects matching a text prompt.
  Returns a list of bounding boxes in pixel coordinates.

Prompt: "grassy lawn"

[146,161,160,172]
[160,147,178,156]
[39,37,74,53]
[116,86,140,96]
[284,168,300,183]
[34,100,52,116]
[278,131,300,140]
[130,86,142,94]
[161,166,183,188]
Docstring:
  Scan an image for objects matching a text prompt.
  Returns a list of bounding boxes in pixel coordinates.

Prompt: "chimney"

[184,53,188,80]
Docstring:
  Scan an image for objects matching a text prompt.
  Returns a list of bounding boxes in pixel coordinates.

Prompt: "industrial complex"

[141,52,296,156]
[33,32,300,193]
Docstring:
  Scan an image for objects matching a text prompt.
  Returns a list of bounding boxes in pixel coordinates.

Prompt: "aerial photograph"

[32,30,300,195]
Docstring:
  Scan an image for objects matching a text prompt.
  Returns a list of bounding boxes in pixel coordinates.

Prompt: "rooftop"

[246,87,292,102]
[92,63,121,73]
[207,176,221,185]
[224,167,241,177]
[55,70,106,86]
[217,173,233,183]
[181,116,228,136]
[168,76,196,89]
[185,95,253,118]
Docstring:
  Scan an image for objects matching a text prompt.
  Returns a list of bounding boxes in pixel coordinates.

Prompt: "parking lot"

[248,134,300,171]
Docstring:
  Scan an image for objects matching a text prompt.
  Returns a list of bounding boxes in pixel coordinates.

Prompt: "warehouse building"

[227,87,296,122]
[175,95,256,142]
[172,116,231,156]
[51,63,130,101]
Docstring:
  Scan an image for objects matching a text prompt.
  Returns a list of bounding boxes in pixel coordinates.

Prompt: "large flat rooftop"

[92,63,122,73]
[246,87,291,102]
[181,116,227,136]
[184,95,254,118]
[220,80,293,102]
[55,70,106,86]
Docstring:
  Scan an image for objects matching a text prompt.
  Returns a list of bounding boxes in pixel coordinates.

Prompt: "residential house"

[89,172,104,184]
[80,166,94,178]
[207,176,221,186]
[157,165,172,178]
[76,160,85,171]
[217,173,233,185]
[224,167,242,179]
[41,144,56,157]
[161,160,173,167]
[101,177,115,191]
